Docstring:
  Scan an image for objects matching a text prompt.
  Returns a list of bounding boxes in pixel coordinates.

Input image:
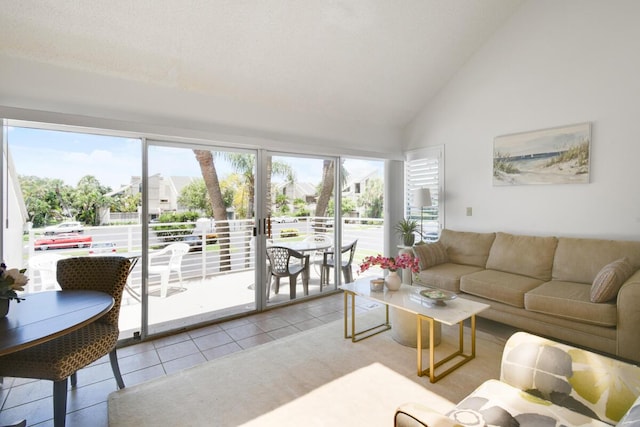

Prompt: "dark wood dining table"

[0,290,114,357]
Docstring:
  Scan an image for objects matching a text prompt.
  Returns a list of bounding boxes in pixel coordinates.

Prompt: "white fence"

[24,217,386,290]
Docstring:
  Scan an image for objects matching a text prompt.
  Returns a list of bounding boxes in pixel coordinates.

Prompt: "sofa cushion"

[524,281,617,327]
[412,242,448,270]
[485,232,558,281]
[590,257,634,303]
[447,379,609,427]
[438,229,495,268]
[460,270,544,308]
[414,263,484,293]
[552,237,640,284]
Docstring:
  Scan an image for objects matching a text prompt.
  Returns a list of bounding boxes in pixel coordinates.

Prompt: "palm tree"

[196,151,295,269]
[315,159,349,218]
[315,160,334,219]
[223,153,293,220]
[223,153,255,218]
[74,175,110,225]
[193,149,232,271]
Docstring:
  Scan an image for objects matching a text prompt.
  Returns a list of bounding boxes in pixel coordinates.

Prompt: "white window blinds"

[405,146,443,241]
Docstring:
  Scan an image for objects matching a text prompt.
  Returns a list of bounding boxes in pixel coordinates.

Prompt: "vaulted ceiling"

[0,0,523,149]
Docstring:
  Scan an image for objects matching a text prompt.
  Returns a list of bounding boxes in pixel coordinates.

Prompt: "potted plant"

[394,218,419,246]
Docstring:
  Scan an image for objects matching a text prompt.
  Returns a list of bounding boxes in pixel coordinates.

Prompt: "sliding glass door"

[2,123,144,339]
[264,153,338,306]
[1,119,387,341]
[145,141,258,335]
[260,154,385,303]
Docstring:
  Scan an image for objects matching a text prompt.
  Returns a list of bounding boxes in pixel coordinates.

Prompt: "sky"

[494,124,590,157]
[7,126,383,190]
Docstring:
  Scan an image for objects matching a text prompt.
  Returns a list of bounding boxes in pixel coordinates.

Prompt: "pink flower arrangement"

[358,253,420,274]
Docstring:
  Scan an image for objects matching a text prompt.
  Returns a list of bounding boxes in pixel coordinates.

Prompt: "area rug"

[108,311,507,426]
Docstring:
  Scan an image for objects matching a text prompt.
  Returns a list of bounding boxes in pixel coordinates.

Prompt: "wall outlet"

[466,207,472,216]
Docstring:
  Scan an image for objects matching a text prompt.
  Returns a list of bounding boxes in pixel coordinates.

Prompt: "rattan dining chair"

[320,239,358,289]
[266,246,310,300]
[0,256,131,427]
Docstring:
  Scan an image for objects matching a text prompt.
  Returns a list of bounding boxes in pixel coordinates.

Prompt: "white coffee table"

[340,277,489,383]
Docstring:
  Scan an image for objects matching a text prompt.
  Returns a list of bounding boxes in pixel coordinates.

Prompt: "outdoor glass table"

[267,240,332,253]
[267,240,333,280]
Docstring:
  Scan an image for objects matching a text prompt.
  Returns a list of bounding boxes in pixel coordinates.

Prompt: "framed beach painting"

[493,122,591,186]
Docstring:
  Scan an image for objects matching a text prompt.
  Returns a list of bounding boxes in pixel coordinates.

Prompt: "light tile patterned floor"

[0,292,514,426]
[0,293,355,426]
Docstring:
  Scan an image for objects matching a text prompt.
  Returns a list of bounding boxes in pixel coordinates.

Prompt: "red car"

[35,233,93,250]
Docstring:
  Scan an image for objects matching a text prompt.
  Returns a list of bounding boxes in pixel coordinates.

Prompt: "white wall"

[404,0,640,240]
[0,56,401,159]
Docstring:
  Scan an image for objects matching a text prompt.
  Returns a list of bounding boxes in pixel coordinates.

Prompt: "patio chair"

[0,256,131,427]
[28,252,65,292]
[320,239,358,289]
[148,242,190,298]
[266,246,310,300]
[302,233,333,276]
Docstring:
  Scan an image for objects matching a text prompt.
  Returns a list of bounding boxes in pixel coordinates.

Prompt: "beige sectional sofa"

[406,229,640,363]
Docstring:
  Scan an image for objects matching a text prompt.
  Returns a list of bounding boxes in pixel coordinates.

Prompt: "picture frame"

[493,122,591,186]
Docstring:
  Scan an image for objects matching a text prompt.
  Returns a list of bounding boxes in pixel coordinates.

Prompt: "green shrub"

[152,211,199,242]
[280,228,299,238]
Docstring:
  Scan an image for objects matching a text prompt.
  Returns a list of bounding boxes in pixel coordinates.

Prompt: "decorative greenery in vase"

[0,262,28,302]
[394,218,419,246]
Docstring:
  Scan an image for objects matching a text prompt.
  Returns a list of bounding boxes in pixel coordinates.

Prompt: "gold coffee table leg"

[343,291,390,342]
[417,314,477,383]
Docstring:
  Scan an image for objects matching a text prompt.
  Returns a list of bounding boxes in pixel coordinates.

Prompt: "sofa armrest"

[617,269,640,361]
[395,403,457,427]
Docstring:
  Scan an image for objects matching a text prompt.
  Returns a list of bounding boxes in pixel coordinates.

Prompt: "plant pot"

[403,234,415,246]
[385,271,402,291]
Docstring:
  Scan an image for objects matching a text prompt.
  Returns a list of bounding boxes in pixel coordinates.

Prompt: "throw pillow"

[412,242,448,270]
[590,257,635,303]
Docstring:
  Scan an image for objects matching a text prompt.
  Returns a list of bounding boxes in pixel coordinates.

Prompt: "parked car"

[182,233,218,252]
[88,242,117,254]
[35,233,92,250]
[273,216,298,223]
[43,221,84,235]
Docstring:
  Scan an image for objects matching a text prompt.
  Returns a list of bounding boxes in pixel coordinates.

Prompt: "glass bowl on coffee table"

[419,287,457,306]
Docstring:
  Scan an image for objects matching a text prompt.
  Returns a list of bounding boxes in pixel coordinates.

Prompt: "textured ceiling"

[0,0,523,131]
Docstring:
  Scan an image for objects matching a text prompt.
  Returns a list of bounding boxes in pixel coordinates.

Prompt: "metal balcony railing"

[24,216,386,297]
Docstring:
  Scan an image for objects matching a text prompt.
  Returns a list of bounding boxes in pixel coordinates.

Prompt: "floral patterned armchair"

[396,331,640,426]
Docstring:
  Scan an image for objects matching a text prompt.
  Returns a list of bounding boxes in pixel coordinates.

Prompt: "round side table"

[390,306,442,349]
